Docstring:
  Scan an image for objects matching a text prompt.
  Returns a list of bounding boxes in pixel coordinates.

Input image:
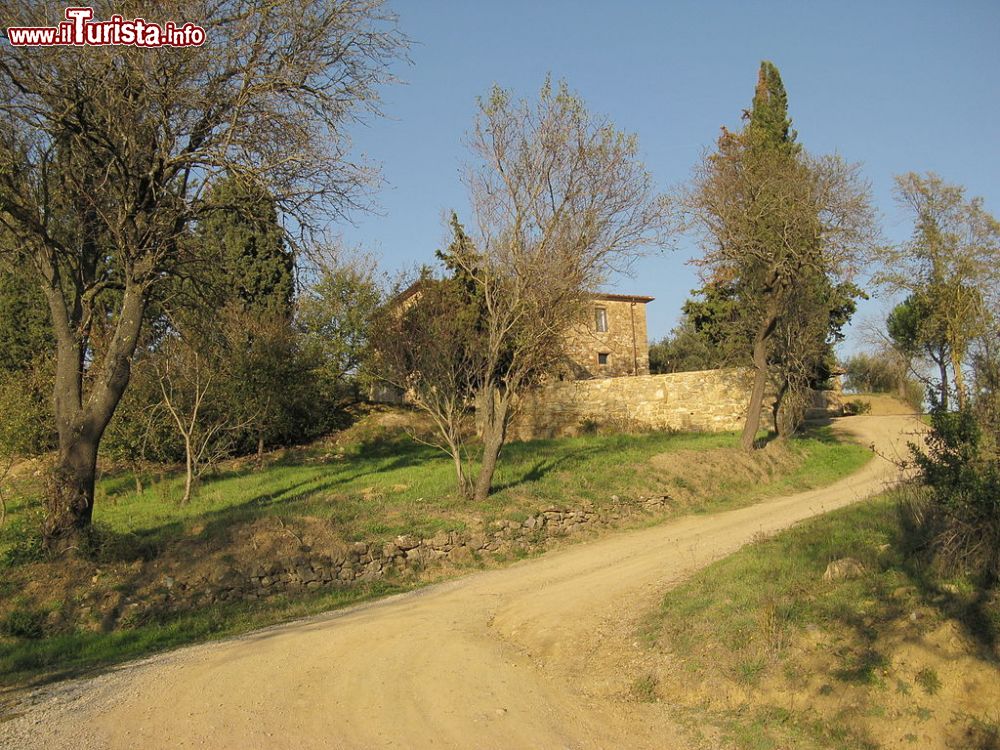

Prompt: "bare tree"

[153,331,252,503]
[454,79,668,500]
[370,273,482,498]
[0,1,405,545]
[370,82,667,501]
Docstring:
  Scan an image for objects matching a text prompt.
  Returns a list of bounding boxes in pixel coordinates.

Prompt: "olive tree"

[0,1,405,545]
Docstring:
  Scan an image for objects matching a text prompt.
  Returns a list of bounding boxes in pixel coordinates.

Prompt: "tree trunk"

[936,355,950,411]
[132,462,144,495]
[451,448,470,500]
[43,432,99,548]
[771,378,789,437]
[256,433,265,468]
[741,310,778,451]
[182,435,194,504]
[950,349,967,411]
[473,386,511,502]
[42,278,146,543]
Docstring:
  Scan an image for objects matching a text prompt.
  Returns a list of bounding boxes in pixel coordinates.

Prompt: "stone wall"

[97,495,672,627]
[511,368,772,440]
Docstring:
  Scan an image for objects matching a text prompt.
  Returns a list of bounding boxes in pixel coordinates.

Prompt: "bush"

[842,351,924,410]
[911,405,1000,581]
[1,607,46,639]
[843,399,872,416]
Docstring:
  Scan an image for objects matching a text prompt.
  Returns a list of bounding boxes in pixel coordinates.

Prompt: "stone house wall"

[562,295,652,378]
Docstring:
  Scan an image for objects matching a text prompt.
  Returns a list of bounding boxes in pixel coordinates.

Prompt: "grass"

[631,672,660,702]
[643,492,1000,750]
[648,496,901,664]
[914,666,941,695]
[2,422,870,564]
[0,414,874,689]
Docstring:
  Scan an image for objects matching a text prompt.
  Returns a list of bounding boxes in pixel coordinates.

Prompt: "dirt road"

[1,415,923,750]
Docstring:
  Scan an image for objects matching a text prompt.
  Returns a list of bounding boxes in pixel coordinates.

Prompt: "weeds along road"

[1,415,924,750]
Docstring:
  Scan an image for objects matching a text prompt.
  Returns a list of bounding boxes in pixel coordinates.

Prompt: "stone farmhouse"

[386,282,655,382]
[376,283,837,439]
[562,293,654,379]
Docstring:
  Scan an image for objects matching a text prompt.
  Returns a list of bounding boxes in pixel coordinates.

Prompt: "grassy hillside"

[0,410,872,688]
[640,494,1000,750]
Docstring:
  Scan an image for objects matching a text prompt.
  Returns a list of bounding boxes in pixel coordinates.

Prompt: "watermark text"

[7,7,206,47]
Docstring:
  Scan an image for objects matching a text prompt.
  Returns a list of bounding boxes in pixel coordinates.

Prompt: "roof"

[391,281,654,306]
[590,292,654,304]
[391,278,430,305]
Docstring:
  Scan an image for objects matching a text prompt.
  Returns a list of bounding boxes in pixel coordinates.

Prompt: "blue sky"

[340,0,1000,352]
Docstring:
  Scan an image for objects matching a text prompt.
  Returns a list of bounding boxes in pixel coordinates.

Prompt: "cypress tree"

[198,174,294,314]
[746,60,798,153]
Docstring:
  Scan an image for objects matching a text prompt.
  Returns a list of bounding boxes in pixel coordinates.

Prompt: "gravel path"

[0,415,923,749]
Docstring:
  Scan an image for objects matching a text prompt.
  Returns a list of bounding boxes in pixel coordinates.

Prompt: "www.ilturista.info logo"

[7,7,206,47]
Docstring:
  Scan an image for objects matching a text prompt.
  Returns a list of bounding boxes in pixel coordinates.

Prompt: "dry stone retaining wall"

[510,369,771,441]
[119,496,671,624]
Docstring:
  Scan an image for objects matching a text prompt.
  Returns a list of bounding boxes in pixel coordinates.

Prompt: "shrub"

[842,351,924,410]
[843,399,872,416]
[911,405,1000,580]
[1,607,46,639]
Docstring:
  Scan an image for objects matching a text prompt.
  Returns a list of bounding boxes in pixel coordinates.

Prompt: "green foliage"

[842,351,924,409]
[649,283,740,374]
[911,402,1000,579]
[197,174,294,314]
[843,352,904,393]
[887,293,951,407]
[2,607,46,639]
[772,276,863,394]
[216,304,322,452]
[102,357,181,466]
[648,322,723,374]
[371,270,485,401]
[297,260,382,402]
[746,60,798,153]
[688,61,874,443]
[0,368,53,459]
[0,263,52,374]
[888,294,947,361]
[842,399,872,416]
[0,263,55,457]
[914,667,941,695]
[1,527,47,567]
[880,173,1000,410]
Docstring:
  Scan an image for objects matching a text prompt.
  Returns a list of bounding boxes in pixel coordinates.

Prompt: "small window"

[598,352,609,366]
[595,307,608,332]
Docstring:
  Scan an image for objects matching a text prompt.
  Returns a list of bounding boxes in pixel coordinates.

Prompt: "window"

[598,352,609,366]
[595,307,608,332]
